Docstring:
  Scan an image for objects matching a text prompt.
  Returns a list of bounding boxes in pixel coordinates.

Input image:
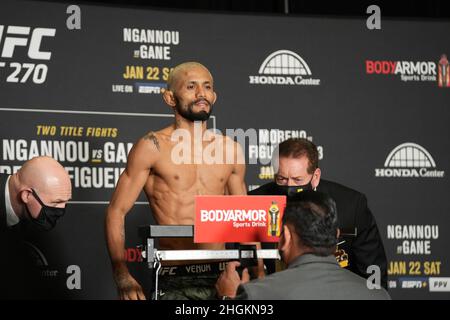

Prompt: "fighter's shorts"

[156,261,227,300]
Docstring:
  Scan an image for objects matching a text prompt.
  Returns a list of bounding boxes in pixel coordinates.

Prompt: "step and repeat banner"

[0,0,449,299]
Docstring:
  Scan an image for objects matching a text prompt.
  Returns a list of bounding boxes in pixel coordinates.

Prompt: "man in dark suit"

[216,191,390,300]
[249,138,387,289]
[0,156,71,299]
[1,156,71,232]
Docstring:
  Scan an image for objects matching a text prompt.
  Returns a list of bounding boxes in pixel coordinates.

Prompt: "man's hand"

[215,261,250,299]
[115,271,146,300]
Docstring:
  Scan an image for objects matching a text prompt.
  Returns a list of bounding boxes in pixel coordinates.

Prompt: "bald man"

[106,61,255,300]
[0,156,72,232]
[0,156,71,298]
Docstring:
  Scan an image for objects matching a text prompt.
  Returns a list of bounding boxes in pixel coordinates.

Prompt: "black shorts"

[156,261,227,300]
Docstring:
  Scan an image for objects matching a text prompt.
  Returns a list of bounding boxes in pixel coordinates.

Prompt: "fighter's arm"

[105,132,160,299]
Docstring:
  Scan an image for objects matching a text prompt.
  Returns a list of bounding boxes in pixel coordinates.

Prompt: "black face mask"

[275,176,314,198]
[25,189,66,231]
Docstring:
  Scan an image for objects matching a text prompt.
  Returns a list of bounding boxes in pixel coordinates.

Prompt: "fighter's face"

[172,67,216,122]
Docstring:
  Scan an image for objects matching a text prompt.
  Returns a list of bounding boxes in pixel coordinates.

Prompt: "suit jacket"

[237,254,390,300]
[0,173,23,233]
[0,173,9,232]
[0,173,43,299]
[248,179,388,289]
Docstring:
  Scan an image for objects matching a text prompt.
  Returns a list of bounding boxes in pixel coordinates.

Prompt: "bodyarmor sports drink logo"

[249,50,320,86]
[195,195,286,243]
[375,143,445,178]
[200,209,267,222]
[0,25,56,60]
[365,55,450,86]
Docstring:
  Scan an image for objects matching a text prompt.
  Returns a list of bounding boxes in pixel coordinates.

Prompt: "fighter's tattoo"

[144,132,160,151]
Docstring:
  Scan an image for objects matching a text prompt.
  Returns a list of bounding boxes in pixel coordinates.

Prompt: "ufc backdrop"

[1,0,449,299]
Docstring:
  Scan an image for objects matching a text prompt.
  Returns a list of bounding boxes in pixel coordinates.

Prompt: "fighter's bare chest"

[151,159,233,188]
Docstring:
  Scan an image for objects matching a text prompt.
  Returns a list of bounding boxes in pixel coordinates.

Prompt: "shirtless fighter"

[105,62,255,300]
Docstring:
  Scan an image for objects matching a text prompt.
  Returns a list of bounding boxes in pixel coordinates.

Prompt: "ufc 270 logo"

[0,25,56,84]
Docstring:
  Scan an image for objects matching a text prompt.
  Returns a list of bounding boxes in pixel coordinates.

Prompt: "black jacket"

[0,173,9,232]
[249,179,388,289]
[0,173,44,299]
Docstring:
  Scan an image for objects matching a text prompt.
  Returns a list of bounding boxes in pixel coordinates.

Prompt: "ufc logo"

[0,25,56,60]
[159,267,177,276]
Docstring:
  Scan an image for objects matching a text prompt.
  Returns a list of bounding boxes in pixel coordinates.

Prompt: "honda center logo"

[375,143,445,178]
[249,50,320,86]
